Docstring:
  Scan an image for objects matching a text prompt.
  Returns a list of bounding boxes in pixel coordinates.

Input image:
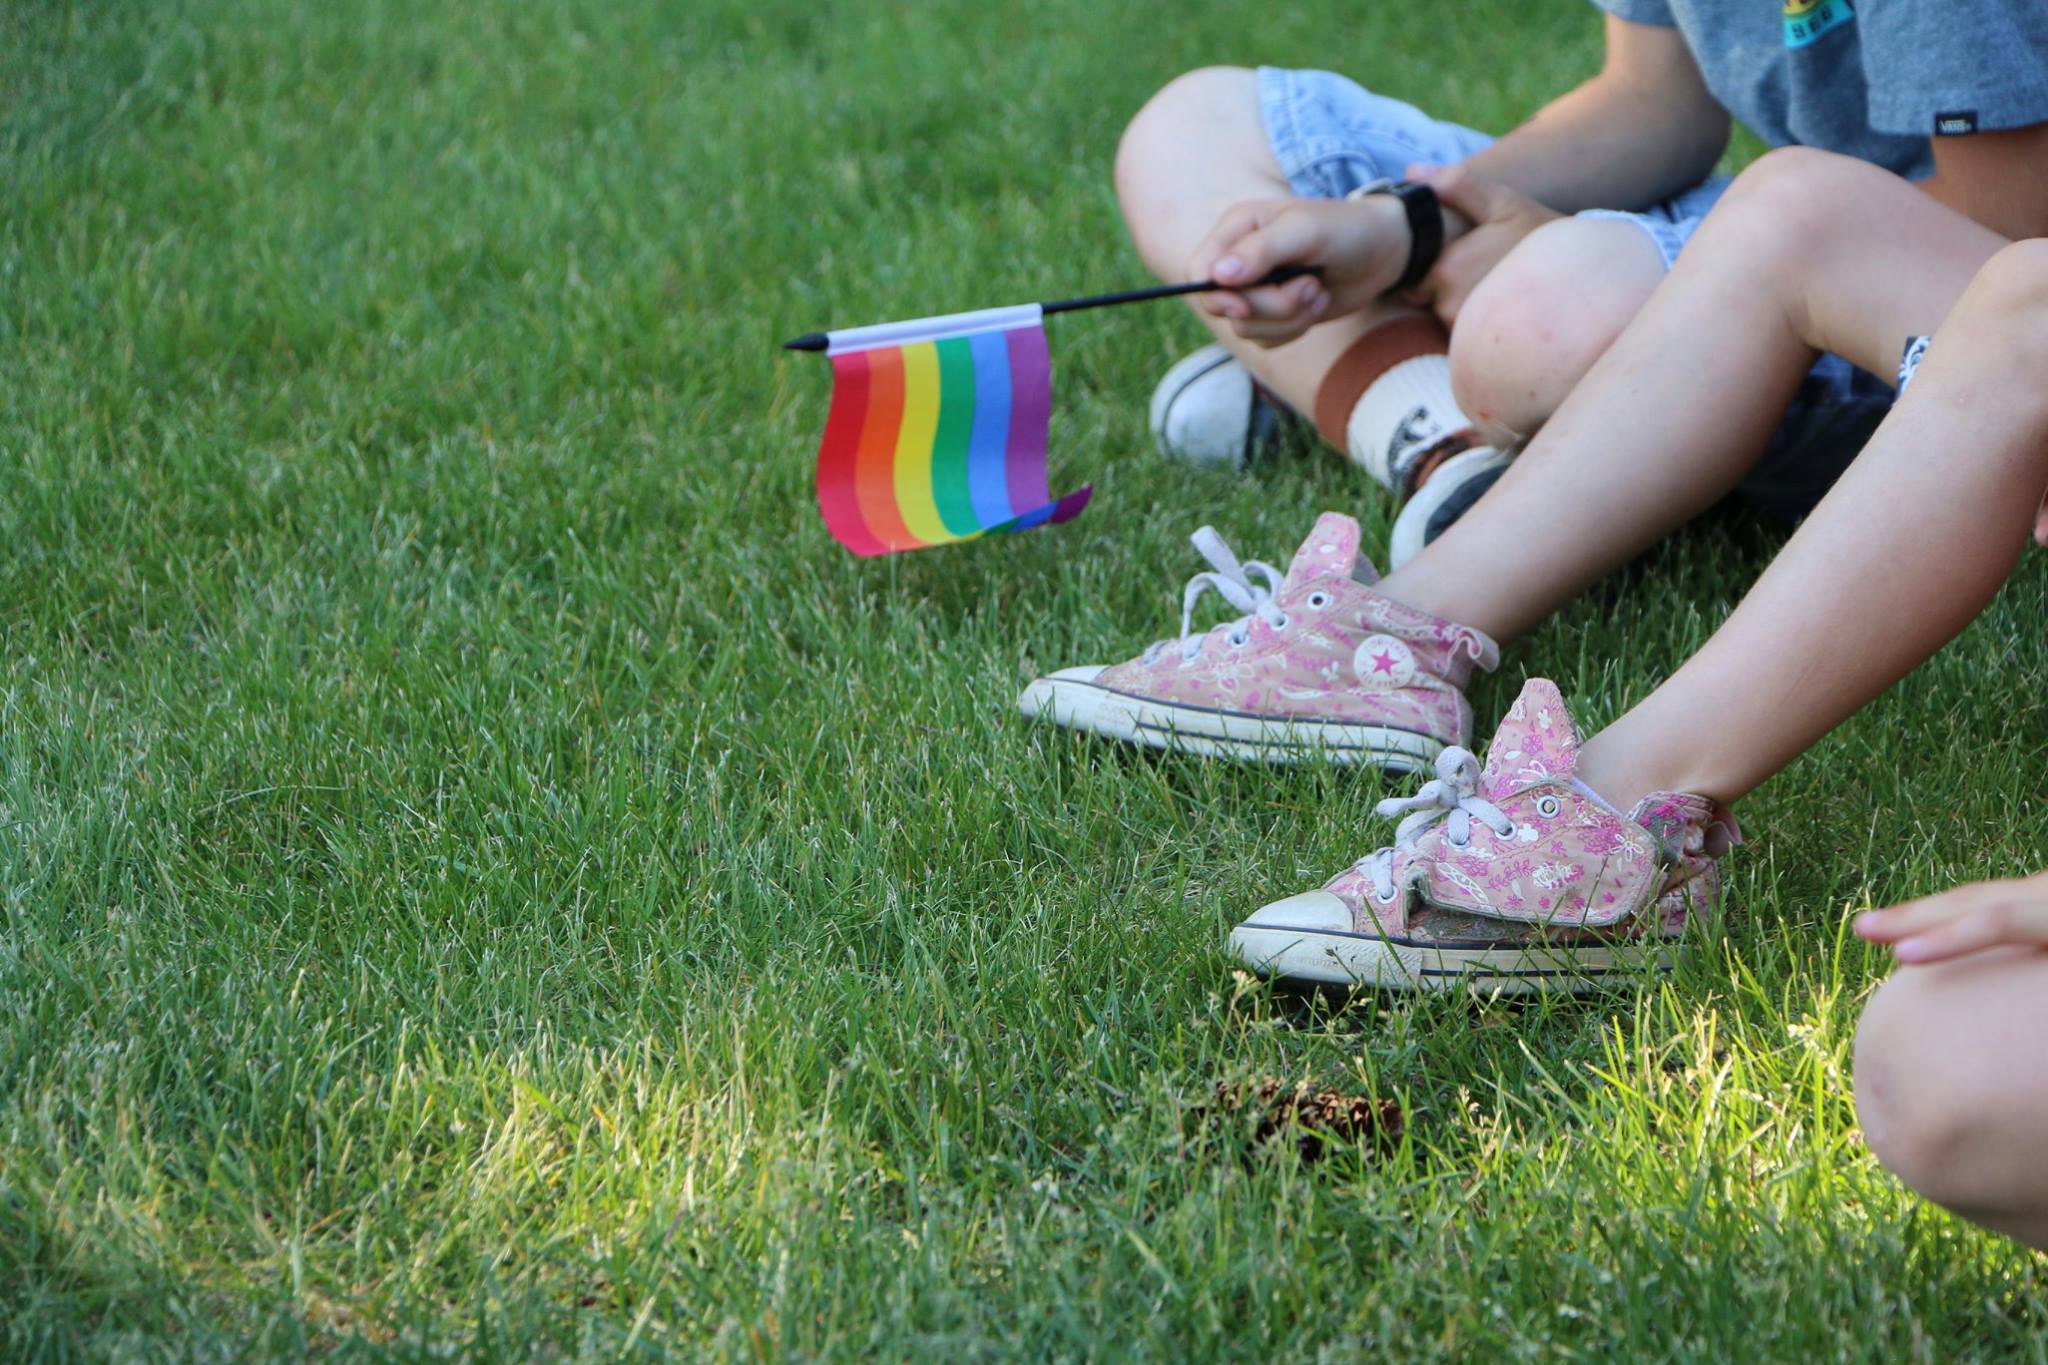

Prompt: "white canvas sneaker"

[1148,344,1296,471]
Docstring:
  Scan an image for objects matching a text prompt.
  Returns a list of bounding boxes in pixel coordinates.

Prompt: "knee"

[1114,66,1255,213]
[1726,143,1880,197]
[1966,239,2048,303]
[1946,240,2048,351]
[1448,217,1660,441]
[1854,968,2007,1217]
[1705,147,1906,275]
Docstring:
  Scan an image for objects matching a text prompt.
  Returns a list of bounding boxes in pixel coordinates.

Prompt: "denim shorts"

[1257,66,1894,519]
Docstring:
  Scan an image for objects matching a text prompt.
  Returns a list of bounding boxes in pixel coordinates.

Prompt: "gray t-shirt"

[1594,0,2048,178]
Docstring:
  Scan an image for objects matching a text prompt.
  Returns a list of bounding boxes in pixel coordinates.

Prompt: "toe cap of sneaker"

[1237,890,1353,934]
[1150,346,1255,469]
[1017,665,1108,717]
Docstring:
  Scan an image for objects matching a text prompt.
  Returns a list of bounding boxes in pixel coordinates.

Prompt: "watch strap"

[1347,177,1445,295]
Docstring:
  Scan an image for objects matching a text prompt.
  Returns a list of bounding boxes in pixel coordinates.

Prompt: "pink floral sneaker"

[1018,513,1499,771]
[1228,678,1741,995]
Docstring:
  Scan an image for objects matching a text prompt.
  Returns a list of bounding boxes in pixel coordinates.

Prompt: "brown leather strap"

[1311,313,1451,450]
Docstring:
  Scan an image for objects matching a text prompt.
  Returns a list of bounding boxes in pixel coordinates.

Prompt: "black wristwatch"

[1347,177,1444,295]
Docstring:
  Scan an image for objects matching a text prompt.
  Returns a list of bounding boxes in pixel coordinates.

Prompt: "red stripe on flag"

[854,345,917,551]
[817,350,887,556]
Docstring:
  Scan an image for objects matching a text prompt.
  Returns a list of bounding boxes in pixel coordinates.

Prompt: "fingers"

[1399,163,1511,327]
[1407,239,1482,326]
[1185,201,1273,286]
[1228,276,1331,345]
[1855,885,1997,941]
[1205,208,1322,290]
[1894,899,2048,963]
[1408,262,1465,327]
[1856,878,2048,963]
[1410,161,1509,225]
[1205,272,1331,343]
[1187,202,1330,339]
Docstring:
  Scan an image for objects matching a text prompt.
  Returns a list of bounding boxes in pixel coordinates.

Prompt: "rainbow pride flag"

[813,304,1091,556]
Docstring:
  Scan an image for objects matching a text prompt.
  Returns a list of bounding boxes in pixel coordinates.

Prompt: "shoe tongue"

[1480,678,1582,798]
[1285,512,1375,588]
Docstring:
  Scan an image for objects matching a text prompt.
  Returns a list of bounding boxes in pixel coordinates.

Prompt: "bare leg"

[1577,236,2048,805]
[1448,216,1668,446]
[1378,148,2006,643]
[1855,944,2048,1250]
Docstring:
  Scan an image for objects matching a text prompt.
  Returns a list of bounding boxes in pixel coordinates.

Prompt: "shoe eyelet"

[1535,795,1562,819]
[1271,614,1291,630]
[1449,833,1469,849]
[1305,592,1330,610]
[1374,884,1397,903]
[1228,632,1248,648]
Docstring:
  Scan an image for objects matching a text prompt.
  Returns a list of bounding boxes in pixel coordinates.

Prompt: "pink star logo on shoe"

[1351,634,1416,689]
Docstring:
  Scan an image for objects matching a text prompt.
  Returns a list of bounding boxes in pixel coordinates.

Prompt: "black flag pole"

[779,266,1321,352]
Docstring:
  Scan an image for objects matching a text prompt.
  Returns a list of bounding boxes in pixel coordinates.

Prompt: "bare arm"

[1459,17,1730,217]
[1918,123,2048,239]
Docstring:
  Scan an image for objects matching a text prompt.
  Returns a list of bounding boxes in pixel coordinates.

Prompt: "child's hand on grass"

[1855,870,2048,963]
[1187,195,1413,345]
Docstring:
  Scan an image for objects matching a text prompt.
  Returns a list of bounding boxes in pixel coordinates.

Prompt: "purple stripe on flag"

[1045,485,1092,524]
[1003,325,1053,514]
[965,328,1015,527]
[992,485,1093,535]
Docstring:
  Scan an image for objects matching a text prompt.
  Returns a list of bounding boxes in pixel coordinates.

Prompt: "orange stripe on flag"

[854,345,916,549]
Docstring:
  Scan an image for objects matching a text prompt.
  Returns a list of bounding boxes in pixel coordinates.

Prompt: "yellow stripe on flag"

[893,341,950,545]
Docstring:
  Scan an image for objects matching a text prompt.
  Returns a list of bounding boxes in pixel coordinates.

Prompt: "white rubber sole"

[1227,921,1671,997]
[1018,669,1441,771]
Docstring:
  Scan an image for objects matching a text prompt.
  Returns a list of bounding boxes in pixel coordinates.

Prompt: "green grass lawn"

[5,0,2046,1355]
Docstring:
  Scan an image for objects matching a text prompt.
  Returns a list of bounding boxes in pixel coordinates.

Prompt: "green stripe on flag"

[930,335,979,536]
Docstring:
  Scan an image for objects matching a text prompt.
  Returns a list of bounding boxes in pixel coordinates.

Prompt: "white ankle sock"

[1343,353,1478,494]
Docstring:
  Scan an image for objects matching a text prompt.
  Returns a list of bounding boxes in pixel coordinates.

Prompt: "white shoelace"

[1153,526,1289,662]
[1358,748,1516,902]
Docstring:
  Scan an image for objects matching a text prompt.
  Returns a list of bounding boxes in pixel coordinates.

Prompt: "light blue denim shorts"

[1258,66,1894,518]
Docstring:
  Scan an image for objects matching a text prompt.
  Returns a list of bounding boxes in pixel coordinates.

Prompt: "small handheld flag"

[785,268,1318,557]
[806,304,1087,557]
